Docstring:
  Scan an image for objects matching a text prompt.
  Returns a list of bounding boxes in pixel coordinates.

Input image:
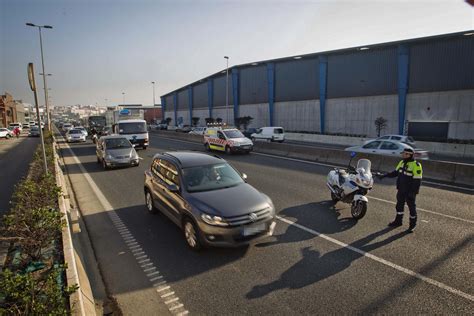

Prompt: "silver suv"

[96,135,140,169]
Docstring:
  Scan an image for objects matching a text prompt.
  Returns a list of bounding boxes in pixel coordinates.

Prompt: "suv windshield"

[223,130,244,139]
[106,138,132,149]
[183,163,244,193]
[119,122,147,134]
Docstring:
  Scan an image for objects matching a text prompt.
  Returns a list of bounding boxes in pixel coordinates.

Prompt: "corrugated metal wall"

[409,37,474,93]
[239,65,268,104]
[275,58,319,101]
[213,75,233,107]
[165,95,174,110]
[327,47,398,98]
[177,90,188,110]
[193,82,208,109]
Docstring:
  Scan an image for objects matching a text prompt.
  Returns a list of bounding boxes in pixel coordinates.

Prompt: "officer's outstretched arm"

[384,170,398,178]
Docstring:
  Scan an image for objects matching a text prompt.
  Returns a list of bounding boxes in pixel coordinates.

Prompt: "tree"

[192,117,200,127]
[165,117,172,126]
[234,116,254,130]
[374,116,388,137]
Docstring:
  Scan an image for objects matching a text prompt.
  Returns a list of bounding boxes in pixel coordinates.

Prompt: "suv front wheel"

[183,218,202,251]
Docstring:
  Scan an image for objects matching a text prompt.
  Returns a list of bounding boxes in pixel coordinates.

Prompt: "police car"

[204,127,253,154]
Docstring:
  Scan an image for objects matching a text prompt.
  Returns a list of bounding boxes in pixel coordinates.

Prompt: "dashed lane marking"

[63,142,189,315]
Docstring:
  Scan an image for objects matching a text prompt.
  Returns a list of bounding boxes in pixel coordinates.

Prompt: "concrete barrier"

[153,130,473,187]
[454,163,474,186]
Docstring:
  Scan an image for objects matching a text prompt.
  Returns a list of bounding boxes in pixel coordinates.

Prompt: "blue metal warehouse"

[162,31,474,140]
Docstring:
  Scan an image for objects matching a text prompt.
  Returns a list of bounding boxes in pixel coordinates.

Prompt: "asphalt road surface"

[59,133,474,315]
[0,134,39,221]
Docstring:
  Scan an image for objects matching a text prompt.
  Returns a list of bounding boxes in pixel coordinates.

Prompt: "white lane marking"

[369,196,474,224]
[143,267,156,272]
[129,245,140,249]
[151,135,473,192]
[157,286,171,292]
[277,215,474,302]
[63,142,187,314]
[161,291,175,298]
[150,275,163,282]
[169,304,184,311]
[138,258,150,264]
[177,311,189,316]
[141,262,153,267]
[165,297,179,304]
[147,271,160,277]
[136,255,147,260]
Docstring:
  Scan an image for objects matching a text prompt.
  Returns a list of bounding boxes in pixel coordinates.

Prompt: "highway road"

[0,134,39,221]
[59,133,474,315]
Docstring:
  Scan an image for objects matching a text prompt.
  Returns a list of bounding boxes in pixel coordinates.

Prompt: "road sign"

[28,63,36,91]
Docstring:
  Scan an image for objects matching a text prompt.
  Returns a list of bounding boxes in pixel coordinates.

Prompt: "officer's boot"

[388,214,403,227]
[407,217,417,232]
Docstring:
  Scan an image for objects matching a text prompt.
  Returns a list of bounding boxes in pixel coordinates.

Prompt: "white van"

[9,122,23,132]
[113,119,149,149]
[251,127,285,143]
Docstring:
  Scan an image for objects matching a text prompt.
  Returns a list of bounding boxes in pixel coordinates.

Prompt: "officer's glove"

[376,173,385,180]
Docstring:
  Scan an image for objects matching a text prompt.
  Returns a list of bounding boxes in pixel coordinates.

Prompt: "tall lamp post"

[122,92,126,105]
[224,56,229,125]
[26,23,53,131]
[151,81,156,106]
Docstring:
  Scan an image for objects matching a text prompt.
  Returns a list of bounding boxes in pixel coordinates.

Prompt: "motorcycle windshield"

[356,159,371,174]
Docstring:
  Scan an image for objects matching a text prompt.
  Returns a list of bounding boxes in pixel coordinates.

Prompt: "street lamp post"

[224,56,229,125]
[122,92,126,105]
[26,23,53,131]
[151,81,156,106]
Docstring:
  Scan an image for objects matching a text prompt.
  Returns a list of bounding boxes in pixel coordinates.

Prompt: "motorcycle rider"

[378,147,422,232]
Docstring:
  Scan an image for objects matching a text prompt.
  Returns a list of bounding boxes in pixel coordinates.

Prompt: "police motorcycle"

[326,152,380,220]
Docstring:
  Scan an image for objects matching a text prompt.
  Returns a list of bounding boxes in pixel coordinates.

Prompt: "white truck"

[113,119,149,150]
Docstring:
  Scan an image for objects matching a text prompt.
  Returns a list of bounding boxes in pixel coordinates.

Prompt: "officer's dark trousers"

[396,191,417,218]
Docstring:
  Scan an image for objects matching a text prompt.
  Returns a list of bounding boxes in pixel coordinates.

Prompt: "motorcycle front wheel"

[351,200,367,220]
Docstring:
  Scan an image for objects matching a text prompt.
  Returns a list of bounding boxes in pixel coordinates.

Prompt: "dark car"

[242,128,258,138]
[28,126,40,137]
[144,152,276,250]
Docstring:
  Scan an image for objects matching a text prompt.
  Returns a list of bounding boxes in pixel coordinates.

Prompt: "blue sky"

[1,0,473,107]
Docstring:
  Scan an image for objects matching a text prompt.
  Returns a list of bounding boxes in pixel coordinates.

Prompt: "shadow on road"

[256,201,357,248]
[247,227,409,299]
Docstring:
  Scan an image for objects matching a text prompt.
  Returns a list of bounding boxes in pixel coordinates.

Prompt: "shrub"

[0,265,78,315]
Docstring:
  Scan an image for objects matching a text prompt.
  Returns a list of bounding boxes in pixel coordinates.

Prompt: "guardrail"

[153,130,474,187]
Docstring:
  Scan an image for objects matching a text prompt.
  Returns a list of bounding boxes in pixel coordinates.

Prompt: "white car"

[66,129,86,142]
[365,134,416,146]
[8,123,22,132]
[251,126,285,143]
[345,140,429,160]
[62,123,73,132]
[75,126,88,137]
[189,127,208,135]
[0,128,13,139]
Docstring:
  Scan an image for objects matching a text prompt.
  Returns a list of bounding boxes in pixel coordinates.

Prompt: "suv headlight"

[201,213,229,226]
[106,154,113,160]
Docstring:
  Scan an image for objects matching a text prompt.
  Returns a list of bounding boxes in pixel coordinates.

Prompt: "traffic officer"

[379,147,423,232]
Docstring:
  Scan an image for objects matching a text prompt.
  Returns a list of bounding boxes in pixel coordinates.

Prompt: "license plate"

[243,223,265,236]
